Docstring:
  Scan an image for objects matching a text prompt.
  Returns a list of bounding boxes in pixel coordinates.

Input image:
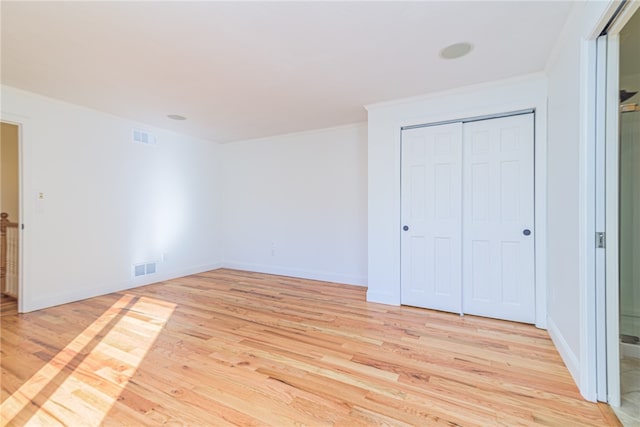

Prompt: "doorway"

[616,6,640,424]
[592,2,640,422]
[400,113,536,324]
[0,122,20,307]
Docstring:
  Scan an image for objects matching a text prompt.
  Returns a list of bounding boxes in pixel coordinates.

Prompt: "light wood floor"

[0,269,621,426]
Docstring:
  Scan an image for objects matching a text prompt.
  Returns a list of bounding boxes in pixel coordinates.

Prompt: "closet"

[400,113,535,323]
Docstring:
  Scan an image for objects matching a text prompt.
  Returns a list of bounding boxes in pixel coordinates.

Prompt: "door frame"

[586,0,640,405]
[0,113,28,313]
[399,108,545,327]
[604,31,621,408]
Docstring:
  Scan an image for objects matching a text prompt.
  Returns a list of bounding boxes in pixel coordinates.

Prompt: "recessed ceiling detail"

[439,42,473,60]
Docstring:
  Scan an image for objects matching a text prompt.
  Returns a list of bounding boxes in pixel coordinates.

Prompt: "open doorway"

[594,2,640,423]
[1,121,20,311]
[616,6,640,424]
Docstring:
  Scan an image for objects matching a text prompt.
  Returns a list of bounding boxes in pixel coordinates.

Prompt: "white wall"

[366,75,548,327]
[1,84,367,311]
[545,0,613,401]
[221,123,368,286]
[545,5,586,386]
[1,85,224,312]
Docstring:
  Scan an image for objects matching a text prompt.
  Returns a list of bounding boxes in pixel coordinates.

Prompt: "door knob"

[403,225,409,231]
[523,229,531,236]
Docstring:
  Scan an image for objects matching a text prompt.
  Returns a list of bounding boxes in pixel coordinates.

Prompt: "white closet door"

[462,114,535,323]
[401,123,462,313]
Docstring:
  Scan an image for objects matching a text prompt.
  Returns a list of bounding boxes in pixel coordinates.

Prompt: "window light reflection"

[1,294,175,426]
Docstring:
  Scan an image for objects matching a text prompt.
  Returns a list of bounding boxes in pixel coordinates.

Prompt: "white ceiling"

[1,1,573,143]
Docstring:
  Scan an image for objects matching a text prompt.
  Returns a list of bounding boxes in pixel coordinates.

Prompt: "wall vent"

[134,262,157,277]
[134,264,146,277]
[132,128,156,145]
[145,262,156,274]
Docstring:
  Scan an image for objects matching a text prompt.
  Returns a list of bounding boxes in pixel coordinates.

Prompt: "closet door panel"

[462,114,535,323]
[401,123,462,313]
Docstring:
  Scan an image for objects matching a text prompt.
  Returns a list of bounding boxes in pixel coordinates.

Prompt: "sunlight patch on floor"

[0,294,175,426]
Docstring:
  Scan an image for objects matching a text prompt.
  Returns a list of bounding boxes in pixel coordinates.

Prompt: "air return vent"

[134,264,145,277]
[132,128,156,145]
[134,262,157,277]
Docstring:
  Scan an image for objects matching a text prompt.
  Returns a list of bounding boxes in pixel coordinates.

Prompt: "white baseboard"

[366,289,400,306]
[22,261,224,313]
[21,261,365,313]
[222,262,367,287]
[547,317,581,390]
[154,262,225,283]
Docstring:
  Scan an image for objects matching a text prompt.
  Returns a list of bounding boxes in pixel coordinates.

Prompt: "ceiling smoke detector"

[167,114,187,121]
[439,42,473,60]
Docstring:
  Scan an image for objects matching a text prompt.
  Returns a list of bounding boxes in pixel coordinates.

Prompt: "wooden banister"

[1,213,18,295]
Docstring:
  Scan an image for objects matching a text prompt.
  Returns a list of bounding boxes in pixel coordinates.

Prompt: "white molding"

[21,262,224,313]
[548,317,586,400]
[2,85,216,145]
[223,121,367,146]
[579,36,599,403]
[366,290,400,306]
[365,73,546,111]
[605,33,621,408]
[574,0,625,404]
[534,97,548,330]
[607,0,640,35]
[223,262,366,287]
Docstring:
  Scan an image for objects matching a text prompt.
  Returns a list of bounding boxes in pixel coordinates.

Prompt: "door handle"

[523,229,532,236]
[403,225,409,231]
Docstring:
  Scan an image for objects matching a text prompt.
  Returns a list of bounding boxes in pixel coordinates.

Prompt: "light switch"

[36,191,45,214]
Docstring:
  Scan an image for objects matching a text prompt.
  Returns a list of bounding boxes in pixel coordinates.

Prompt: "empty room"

[1,1,639,426]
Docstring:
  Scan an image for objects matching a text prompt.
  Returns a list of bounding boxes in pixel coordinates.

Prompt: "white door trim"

[594,34,608,403]
[585,0,640,405]
[534,108,548,331]
[604,32,621,408]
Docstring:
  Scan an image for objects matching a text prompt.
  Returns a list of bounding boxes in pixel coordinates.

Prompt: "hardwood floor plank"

[1,269,621,426]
